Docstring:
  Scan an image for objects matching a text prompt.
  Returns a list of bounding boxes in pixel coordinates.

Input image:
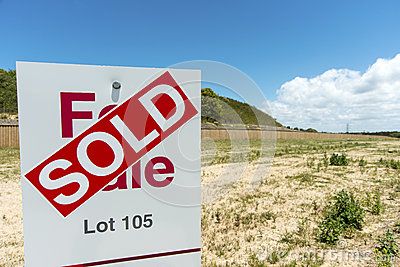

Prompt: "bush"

[318,190,365,245]
[359,158,367,167]
[374,230,399,267]
[368,191,384,215]
[329,153,349,166]
[248,253,266,267]
[390,160,400,170]
[318,216,343,244]
[379,158,400,170]
[330,190,365,229]
[322,153,329,168]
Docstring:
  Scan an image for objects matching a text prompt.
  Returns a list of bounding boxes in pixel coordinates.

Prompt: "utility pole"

[346,123,350,133]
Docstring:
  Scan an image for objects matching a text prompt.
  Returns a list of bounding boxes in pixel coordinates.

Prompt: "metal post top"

[112,81,121,90]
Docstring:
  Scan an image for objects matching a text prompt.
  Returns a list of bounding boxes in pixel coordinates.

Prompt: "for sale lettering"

[103,156,175,191]
[24,72,198,217]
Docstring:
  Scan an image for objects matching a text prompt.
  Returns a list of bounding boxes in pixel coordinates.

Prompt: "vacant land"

[202,138,400,266]
[1,138,400,266]
[0,148,23,266]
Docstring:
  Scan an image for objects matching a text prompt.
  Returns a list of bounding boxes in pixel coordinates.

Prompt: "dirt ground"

[1,138,400,266]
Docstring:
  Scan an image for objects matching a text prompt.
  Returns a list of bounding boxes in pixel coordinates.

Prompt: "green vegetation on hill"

[201,88,282,127]
[0,69,17,114]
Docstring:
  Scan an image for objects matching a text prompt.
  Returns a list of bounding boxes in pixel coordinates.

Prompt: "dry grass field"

[1,138,400,266]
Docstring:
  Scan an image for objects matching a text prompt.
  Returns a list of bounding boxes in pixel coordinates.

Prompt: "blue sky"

[1,0,400,131]
[1,0,399,100]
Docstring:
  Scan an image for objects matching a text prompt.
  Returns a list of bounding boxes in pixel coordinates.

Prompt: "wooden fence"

[0,124,391,148]
[0,125,19,147]
[202,128,390,141]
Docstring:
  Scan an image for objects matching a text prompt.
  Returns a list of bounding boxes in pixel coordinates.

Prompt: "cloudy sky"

[268,54,400,132]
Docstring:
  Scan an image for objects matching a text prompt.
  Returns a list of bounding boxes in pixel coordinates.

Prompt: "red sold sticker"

[24,71,198,217]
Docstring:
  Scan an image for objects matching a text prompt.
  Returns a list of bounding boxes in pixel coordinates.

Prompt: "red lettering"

[60,92,95,138]
[145,156,174,187]
[98,104,117,119]
[102,157,174,191]
[102,161,141,191]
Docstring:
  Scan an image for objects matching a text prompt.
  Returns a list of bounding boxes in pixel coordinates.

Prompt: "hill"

[201,88,282,127]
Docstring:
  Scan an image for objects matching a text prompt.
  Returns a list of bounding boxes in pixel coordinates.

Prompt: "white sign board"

[17,62,201,266]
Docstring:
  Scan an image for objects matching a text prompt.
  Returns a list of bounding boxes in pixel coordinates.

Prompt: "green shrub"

[374,230,399,267]
[302,254,324,267]
[211,154,230,164]
[267,249,289,264]
[368,191,384,215]
[289,172,315,185]
[248,150,261,162]
[329,153,349,166]
[306,157,315,168]
[388,159,400,170]
[318,190,365,245]
[359,158,367,167]
[247,249,289,266]
[322,152,329,168]
[282,261,297,267]
[248,253,266,267]
[318,216,343,244]
[330,190,365,229]
[380,158,400,170]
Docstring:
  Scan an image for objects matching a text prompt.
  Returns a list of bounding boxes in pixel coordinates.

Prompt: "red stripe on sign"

[24,71,198,217]
[64,248,201,266]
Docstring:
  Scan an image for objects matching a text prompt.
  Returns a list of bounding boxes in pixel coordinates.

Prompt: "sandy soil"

[0,149,23,267]
[202,139,400,266]
[1,139,400,266]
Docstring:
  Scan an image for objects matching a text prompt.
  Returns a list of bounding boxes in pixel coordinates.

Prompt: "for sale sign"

[17,62,201,266]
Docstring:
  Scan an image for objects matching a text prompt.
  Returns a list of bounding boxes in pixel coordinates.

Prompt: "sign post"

[17,62,201,266]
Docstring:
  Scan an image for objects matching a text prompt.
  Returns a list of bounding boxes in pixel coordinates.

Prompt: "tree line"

[0,69,17,114]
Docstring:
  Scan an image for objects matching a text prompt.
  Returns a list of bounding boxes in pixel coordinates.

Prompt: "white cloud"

[268,54,400,132]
